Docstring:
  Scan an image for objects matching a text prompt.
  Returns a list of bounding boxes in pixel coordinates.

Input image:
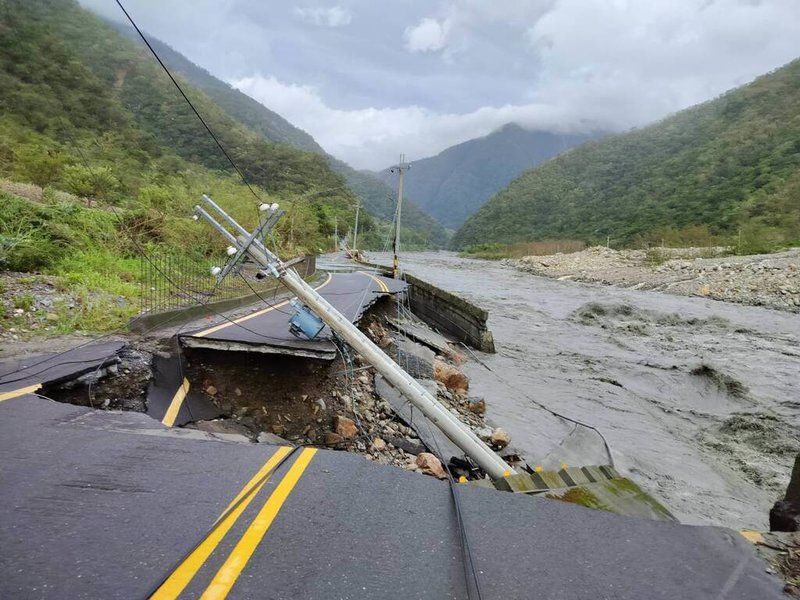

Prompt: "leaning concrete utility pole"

[391,154,410,279]
[194,195,514,480]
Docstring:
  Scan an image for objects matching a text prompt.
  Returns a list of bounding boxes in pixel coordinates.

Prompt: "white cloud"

[293,6,351,27]
[81,0,800,173]
[525,0,800,112]
[233,74,597,169]
[404,17,450,53]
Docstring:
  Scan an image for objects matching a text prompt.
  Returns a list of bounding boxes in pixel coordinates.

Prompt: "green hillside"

[116,25,449,248]
[376,124,598,229]
[0,0,375,332]
[453,59,800,252]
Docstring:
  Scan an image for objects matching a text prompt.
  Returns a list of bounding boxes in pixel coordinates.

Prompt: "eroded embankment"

[38,297,511,482]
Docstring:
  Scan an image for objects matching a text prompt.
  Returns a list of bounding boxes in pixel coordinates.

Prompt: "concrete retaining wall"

[360,262,495,353]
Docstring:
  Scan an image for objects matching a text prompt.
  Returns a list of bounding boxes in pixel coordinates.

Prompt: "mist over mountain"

[375,125,600,230]
[453,59,800,252]
[109,23,448,247]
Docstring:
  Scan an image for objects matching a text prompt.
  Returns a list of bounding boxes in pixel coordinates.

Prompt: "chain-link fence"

[138,251,316,314]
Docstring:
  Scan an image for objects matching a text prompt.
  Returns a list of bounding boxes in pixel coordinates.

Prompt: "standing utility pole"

[352,200,360,254]
[194,194,514,480]
[391,154,410,279]
[334,216,338,252]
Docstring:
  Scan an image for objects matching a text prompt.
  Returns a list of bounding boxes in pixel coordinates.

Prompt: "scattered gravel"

[508,246,800,312]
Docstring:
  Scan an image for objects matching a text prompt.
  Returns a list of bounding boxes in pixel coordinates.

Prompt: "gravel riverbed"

[508,246,800,312]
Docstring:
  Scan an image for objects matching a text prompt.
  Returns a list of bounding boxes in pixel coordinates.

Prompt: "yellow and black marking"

[495,465,621,494]
[151,447,316,600]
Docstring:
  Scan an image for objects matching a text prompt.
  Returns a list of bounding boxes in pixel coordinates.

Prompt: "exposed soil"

[509,246,800,312]
[44,344,155,412]
[30,296,499,479]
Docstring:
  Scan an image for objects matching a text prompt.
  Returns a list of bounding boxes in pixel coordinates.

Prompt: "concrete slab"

[391,335,436,379]
[388,317,455,355]
[180,272,407,360]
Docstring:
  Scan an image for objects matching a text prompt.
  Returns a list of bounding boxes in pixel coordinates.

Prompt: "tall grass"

[460,239,587,260]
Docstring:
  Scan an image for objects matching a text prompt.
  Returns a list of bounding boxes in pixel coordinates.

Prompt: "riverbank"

[507,246,800,312]
[368,251,800,531]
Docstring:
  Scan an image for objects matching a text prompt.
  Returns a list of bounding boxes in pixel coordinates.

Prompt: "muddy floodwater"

[369,252,800,529]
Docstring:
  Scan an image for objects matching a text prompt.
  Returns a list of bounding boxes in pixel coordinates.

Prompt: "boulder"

[334,415,358,440]
[467,397,486,415]
[324,432,344,446]
[433,360,469,394]
[416,452,448,479]
[490,428,511,449]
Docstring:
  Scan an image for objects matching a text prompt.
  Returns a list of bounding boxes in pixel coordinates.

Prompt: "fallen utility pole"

[194,195,514,480]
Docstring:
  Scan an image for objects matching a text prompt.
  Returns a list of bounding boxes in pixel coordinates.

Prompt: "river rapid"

[370,251,800,530]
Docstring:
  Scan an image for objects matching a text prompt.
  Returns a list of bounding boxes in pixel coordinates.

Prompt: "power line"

[113,0,263,204]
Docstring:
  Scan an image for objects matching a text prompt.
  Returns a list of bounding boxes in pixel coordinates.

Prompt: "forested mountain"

[0,0,368,256]
[376,124,598,229]
[112,24,449,248]
[453,59,800,251]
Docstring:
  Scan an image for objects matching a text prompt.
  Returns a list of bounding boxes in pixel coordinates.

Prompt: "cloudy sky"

[83,0,799,170]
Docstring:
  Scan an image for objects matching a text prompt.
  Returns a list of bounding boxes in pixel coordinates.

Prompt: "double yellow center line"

[359,271,390,294]
[152,447,317,599]
[192,274,333,338]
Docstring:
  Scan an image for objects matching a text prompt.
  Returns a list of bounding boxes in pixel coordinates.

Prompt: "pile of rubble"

[509,247,800,312]
[187,314,511,481]
[318,319,511,479]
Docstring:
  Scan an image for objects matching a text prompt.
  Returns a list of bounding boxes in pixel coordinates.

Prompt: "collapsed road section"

[0,269,790,596]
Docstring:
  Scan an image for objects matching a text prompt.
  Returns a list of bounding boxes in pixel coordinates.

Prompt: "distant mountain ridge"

[109,23,449,247]
[453,59,800,251]
[376,124,600,229]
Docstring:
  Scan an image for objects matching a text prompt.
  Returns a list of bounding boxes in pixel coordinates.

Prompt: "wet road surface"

[181,271,405,360]
[371,252,800,529]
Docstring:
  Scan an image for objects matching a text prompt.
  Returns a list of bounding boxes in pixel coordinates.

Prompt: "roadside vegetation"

[0,0,422,339]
